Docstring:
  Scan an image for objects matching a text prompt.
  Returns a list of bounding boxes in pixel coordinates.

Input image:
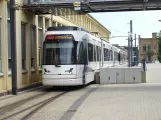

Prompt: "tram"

[42,26,127,86]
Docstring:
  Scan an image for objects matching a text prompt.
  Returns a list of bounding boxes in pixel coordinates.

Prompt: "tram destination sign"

[46,35,72,40]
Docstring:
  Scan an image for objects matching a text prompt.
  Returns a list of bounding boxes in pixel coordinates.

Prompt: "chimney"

[152,33,157,38]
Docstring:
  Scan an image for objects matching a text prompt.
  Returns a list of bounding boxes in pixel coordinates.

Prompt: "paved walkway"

[0,84,161,120]
[71,84,161,120]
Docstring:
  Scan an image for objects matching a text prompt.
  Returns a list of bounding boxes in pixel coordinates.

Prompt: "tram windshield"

[43,34,77,65]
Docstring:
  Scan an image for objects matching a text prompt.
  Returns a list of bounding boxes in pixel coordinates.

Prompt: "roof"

[87,14,111,34]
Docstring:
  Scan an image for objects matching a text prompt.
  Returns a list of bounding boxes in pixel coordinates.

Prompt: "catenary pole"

[130,20,133,66]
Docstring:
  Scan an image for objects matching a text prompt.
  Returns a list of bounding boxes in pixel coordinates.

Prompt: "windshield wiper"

[55,64,61,67]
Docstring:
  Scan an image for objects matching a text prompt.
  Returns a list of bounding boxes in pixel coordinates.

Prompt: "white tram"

[42,26,127,86]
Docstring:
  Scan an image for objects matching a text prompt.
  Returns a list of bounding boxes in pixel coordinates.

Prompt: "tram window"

[114,52,118,61]
[77,42,84,64]
[99,47,101,61]
[108,49,111,61]
[88,43,93,61]
[96,46,99,61]
[110,50,113,61]
[94,45,96,61]
[104,48,108,61]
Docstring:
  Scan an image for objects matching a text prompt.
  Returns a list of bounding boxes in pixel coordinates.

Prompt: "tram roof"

[47,26,91,33]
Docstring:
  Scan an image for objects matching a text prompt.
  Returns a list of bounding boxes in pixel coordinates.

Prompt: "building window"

[53,21,57,27]
[7,4,11,71]
[68,9,71,19]
[57,23,61,26]
[148,45,151,50]
[38,48,41,67]
[8,20,11,70]
[7,5,10,19]
[143,45,146,52]
[21,23,26,70]
[154,45,156,49]
[45,19,49,32]
[38,16,42,28]
[30,25,35,69]
[0,18,2,72]
[64,8,67,18]
[38,29,42,68]
[38,16,42,68]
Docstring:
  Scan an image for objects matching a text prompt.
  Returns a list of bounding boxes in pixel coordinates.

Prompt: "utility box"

[100,68,123,84]
[100,67,143,84]
[107,68,117,84]
[100,68,108,84]
[116,68,125,84]
[125,68,142,84]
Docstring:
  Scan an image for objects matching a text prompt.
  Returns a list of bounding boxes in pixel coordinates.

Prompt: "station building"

[138,33,158,63]
[0,0,111,94]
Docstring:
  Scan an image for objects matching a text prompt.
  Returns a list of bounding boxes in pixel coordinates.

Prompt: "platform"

[1,83,161,120]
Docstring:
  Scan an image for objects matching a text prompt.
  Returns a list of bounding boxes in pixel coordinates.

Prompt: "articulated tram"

[42,26,127,86]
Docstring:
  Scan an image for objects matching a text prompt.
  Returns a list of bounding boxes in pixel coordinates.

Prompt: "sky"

[90,10,161,46]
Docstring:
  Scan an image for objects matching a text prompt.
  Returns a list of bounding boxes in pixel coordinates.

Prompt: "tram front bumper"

[42,78,83,86]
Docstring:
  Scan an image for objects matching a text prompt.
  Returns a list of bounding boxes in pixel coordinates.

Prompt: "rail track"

[0,91,68,120]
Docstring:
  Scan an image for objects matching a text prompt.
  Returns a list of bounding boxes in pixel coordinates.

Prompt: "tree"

[158,36,161,63]
[143,49,154,62]
[145,49,154,57]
